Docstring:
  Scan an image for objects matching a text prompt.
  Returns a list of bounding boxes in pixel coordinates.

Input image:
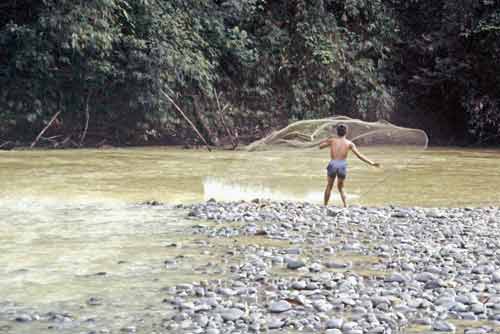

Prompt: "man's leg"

[337,177,347,208]
[324,175,335,206]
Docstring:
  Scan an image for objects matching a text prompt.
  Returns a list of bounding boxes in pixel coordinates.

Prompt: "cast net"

[245,116,428,151]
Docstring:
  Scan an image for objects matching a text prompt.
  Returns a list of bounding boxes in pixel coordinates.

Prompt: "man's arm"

[350,143,380,167]
[319,138,331,149]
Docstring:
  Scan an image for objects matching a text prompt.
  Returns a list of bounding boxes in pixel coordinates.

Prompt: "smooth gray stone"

[286,259,306,270]
[470,303,485,314]
[325,318,344,329]
[401,262,415,271]
[451,302,468,312]
[371,296,391,306]
[414,318,432,325]
[194,304,211,313]
[269,300,292,313]
[284,248,302,255]
[460,312,478,320]
[176,283,193,290]
[220,308,244,321]
[217,288,237,296]
[366,327,385,334]
[180,302,195,310]
[415,272,437,282]
[385,272,407,283]
[492,270,500,283]
[325,261,352,269]
[267,318,284,329]
[344,330,363,334]
[424,279,446,289]
[464,328,487,334]
[432,321,456,332]
[291,281,307,290]
[342,321,359,330]
[340,298,356,306]
[313,300,333,312]
[309,263,322,272]
[435,297,455,306]
[325,329,342,334]
[472,265,495,274]
[205,329,220,334]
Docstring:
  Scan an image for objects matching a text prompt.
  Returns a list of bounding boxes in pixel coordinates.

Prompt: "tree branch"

[30,111,62,148]
[160,89,212,152]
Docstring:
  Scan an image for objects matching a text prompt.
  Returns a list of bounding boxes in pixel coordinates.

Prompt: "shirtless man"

[319,124,380,207]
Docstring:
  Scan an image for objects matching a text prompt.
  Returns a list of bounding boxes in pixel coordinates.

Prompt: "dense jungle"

[1,0,499,148]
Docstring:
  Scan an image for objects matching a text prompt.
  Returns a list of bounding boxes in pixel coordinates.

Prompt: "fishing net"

[245,116,428,151]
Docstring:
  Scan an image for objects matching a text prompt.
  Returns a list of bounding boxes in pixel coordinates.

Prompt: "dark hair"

[336,124,347,137]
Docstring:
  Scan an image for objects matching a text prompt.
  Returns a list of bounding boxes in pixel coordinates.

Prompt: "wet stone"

[286,259,305,270]
[15,314,33,322]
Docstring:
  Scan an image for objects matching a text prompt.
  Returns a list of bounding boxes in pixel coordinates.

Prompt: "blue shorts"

[326,160,347,179]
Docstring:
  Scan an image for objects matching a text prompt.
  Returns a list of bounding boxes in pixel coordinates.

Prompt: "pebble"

[286,259,306,270]
[206,329,220,334]
[220,308,244,321]
[15,314,32,322]
[325,330,342,334]
[269,300,292,313]
[325,318,344,329]
[267,318,284,329]
[432,320,456,332]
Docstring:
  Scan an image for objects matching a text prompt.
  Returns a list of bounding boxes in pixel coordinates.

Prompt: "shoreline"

[158,200,500,333]
[2,200,500,334]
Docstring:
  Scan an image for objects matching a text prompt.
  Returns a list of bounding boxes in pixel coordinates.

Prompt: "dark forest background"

[1,0,499,148]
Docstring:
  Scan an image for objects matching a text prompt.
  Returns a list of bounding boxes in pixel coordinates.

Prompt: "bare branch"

[31,111,62,148]
[160,89,212,152]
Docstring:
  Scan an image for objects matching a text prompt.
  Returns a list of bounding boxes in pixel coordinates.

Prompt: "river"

[0,147,499,333]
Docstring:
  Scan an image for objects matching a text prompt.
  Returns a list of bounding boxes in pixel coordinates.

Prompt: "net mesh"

[245,116,428,151]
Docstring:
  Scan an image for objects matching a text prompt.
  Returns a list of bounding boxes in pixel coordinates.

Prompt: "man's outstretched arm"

[350,143,380,167]
[319,138,331,149]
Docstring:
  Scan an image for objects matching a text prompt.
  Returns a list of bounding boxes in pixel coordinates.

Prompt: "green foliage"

[389,0,500,144]
[1,0,499,145]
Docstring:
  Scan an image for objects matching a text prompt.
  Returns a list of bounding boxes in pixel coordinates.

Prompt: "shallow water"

[1,147,500,333]
[1,147,499,206]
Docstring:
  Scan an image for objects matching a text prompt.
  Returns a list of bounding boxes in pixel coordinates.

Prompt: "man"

[319,124,380,207]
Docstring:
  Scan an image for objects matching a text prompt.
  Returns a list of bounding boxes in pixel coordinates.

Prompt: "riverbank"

[161,200,500,334]
[1,200,500,334]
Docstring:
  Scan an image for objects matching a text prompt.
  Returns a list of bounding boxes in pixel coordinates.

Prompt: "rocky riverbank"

[162,200,500,334]
[2,200,500,334]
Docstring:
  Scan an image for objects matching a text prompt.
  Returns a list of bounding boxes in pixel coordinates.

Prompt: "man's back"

[320,124,380,207]
[328,137,352,160]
